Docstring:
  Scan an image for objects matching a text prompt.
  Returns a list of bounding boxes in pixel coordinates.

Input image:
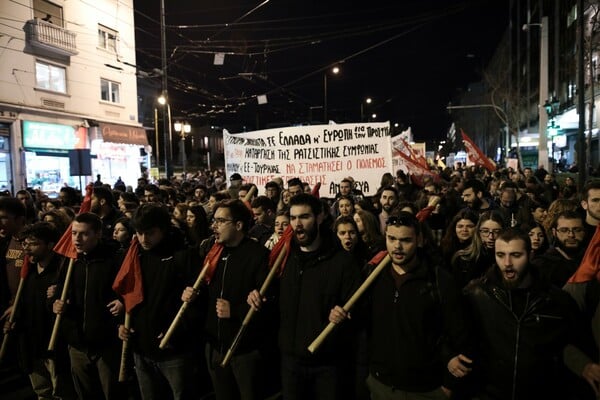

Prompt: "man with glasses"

[190,199,270,400]
[532,210,586,286]
[331,211,473,400]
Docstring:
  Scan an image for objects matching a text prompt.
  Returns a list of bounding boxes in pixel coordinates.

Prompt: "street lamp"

[157,93,173,178]
[174,121,191,179]
[360,97,372,122]
[323,66,340,123]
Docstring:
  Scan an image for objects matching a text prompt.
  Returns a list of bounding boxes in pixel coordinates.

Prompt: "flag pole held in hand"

[48,258,74,351]
[159,259,211,349]
[307,253,390,354]
[118,313,131,382]
[220,243,288,367]
[0,256,29,361]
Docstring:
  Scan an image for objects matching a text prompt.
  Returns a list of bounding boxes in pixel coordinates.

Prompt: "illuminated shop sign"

[22,121,86,150]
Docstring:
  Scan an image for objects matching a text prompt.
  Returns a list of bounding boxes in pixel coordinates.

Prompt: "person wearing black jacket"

[52,212,124,400]
[118,203,202,400]
[187,199,270,400]
[464,228,585,400]
[5,222,75,399]
[332,211,473,400]
[248,193,362,400]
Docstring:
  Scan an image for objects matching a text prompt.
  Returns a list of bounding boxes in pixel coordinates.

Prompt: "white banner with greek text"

[223,122,393,197]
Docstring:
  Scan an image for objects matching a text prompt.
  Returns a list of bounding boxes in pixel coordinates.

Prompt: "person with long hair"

[353,209,385,258]
[185,204,210,247]
[451,210,506,288]
[440,210,479,264]
[265,209,290,250]
[336,195,355,218]
[172,202,189,232]
[521,221,549,260]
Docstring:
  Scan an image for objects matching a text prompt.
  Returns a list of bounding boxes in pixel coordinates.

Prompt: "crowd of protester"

[0,163,600,400]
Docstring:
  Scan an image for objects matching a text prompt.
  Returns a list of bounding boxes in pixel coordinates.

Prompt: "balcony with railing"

[24,19,78,57]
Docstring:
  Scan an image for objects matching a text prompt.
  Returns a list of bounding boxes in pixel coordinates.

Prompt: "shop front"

[90,122,150,188]
[22,120,88,195]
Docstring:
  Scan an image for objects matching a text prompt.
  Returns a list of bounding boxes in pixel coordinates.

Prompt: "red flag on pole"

[202,243,224,285]
[460,129,496,172]
[399,138,429,170]
[112,237,144,313]
[567,224,600,283]
[20,255,30,279]
[53,184,94,258]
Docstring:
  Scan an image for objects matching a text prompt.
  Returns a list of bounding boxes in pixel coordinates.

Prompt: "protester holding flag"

[116,203,202,400]
[51,212,124,400]
[248,193,362,400]
[4,222,75,399]
[181,199,270,400]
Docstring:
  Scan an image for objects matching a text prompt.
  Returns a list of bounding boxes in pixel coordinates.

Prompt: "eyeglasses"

[212,218,233,226]
[385,215,417,227]
[556,227,585,235]
[479,229,502,237]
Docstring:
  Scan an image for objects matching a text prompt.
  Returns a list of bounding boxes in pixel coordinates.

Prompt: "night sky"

[133,0,509,141]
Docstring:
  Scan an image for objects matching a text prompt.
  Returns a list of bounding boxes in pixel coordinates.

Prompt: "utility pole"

[160,0,171,178]
[538,16,549,172]
[578,0,587,187]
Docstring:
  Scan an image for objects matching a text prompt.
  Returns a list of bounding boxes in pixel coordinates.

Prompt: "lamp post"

[174,121,191,179]
[323,66,340,123]
[157,94,172,178]
[360,97,372,122]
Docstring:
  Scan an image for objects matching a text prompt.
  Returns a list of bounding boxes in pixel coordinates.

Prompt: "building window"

[33,0,64,27]
[98,25,118,53]
[101,79,120,103]
[35,61,66,93]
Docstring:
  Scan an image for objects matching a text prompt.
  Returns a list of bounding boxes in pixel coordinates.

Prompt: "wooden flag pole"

[48,258,75,351]
[159,260,210,349]
[118,313,131,382]
[0,277,25,361]
[307,254,391,354]
[220,243,288,367]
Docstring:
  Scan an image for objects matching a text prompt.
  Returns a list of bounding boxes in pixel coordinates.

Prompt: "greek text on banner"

[223,122,393,197]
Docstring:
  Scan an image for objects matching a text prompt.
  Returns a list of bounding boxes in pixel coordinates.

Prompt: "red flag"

[568,224,600,283]
[203,242,224,284]
[460,129,496,172]
[53,184,94,259]
[399,138,428,170]
[311,182,321,199]
[20,255,30,279]
[368,250,388,266]
[393,149,439,186]
[112,237,143,313]
[269,225,293,276]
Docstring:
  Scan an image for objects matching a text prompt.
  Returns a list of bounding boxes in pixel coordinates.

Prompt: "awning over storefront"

[99,122,149,146]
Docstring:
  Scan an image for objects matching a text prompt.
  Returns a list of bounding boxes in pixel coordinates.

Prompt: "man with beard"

[531,210,586,287]
[91,186,123,241]
[378,186,399,235]
[248,193,362,400]
[581,181,600,248]
[4,222,75,399]
[464,228,583,399]
[332,211,473,400]
[461,179,495,216]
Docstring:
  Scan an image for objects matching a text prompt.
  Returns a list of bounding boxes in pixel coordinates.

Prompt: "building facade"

[0,0,148,194]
